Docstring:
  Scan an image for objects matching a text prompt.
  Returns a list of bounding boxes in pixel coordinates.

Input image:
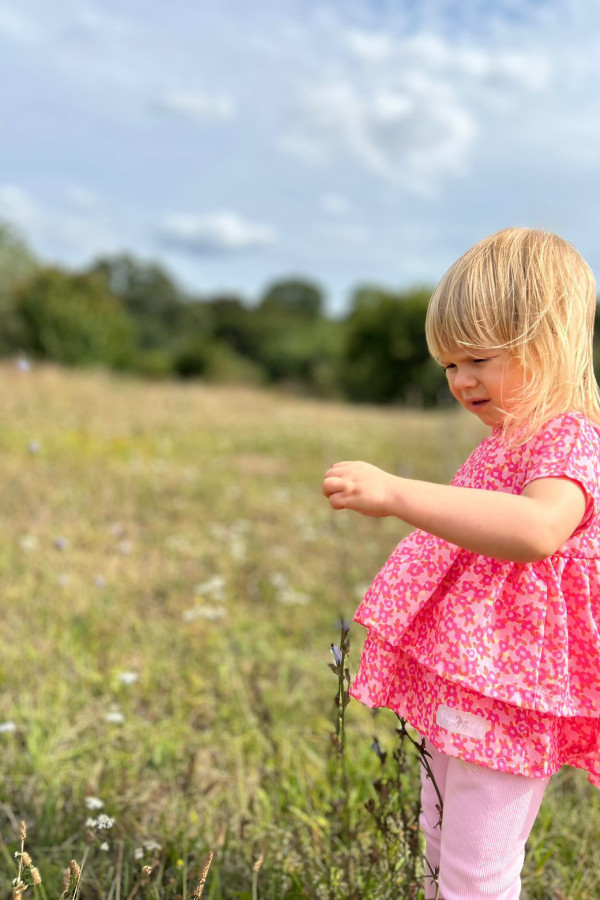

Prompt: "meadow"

[0,363,599,899]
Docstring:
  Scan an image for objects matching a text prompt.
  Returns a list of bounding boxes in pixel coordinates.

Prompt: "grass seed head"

[70,859,82,880]
[30,867,42,886]
[191,850,214,898]
[20,852,32,866]
[19,821,26,842]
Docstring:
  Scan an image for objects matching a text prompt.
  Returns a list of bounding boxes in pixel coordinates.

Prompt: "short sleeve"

[523,413,600,536]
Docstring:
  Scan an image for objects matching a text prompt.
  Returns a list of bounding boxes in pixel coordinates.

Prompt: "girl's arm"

[322,461,587,563]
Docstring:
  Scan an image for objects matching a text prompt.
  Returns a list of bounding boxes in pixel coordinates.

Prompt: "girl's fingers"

[322,475,346,496]
[328,491,346,509]
[325,462,353,480]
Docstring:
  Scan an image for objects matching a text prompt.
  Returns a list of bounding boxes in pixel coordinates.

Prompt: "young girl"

[322,228,600,900]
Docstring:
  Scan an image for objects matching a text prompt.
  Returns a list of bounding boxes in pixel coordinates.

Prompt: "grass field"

[0,363,599,899]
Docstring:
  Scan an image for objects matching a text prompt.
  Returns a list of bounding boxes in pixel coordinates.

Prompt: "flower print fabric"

[351,412,600,787]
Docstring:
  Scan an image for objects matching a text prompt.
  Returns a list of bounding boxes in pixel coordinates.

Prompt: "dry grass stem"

[191,850,214,899]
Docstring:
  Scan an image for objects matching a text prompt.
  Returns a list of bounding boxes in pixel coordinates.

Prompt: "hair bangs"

[426,252,515,361]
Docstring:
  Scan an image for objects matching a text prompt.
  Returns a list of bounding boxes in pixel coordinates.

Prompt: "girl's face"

[438,349,525,427]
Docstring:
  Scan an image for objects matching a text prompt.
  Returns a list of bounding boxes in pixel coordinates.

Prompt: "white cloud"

[321,223,369,244]
[160,211,278,254]
[277,134,328,165]
[0,185,38,229]
[320,193,351,215]
[344,29,394,64]
[0,184,119,262]
[155,91,236,122]
[74,6,130,39]
[65,187,98,211]
[279,23,551,191]
[48,215,120,260]
[493,52,551,91]
[0,8,38,44]
[283,76,477,190]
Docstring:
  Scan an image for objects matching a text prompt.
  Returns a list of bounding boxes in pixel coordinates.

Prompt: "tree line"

[3,224,600,406]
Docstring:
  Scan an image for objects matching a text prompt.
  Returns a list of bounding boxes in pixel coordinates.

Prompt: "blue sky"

[1,0,599,313]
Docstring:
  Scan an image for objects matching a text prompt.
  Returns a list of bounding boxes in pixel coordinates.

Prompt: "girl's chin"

[470,404,504,426]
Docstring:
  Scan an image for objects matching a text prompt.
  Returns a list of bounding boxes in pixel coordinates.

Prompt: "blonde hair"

[426,227,600,442]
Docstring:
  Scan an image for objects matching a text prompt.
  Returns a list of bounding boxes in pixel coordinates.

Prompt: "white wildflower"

[20,535,37,551]
[182,605,226,623]
[15,357,31,372]
[134,847,144,861]
[0,721,17,733]
[28,440,40,454]
[230,535,246,562]
[271,572,288,591]
[194,575,226,602]
[86,814,114,830]
[195,574,225,595]
[99,842,109,851]
[105,708,125,725]
[94,575,107,588]
[278,589,311,607]
[118,671,139,686]
[84,796,104,810]
[143,840,162,852]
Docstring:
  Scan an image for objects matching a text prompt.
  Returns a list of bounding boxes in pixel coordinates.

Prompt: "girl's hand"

[322,461,395,517]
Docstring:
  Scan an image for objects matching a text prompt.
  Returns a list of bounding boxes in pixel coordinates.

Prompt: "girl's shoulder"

[453,411,600,494]
[524,411,600,456]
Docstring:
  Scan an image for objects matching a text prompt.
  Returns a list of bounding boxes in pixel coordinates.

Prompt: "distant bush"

[16,268,136,368]
[174,336,266,385]
[134,348,176,379]
[0,222,40,355]
[340,287,445,405]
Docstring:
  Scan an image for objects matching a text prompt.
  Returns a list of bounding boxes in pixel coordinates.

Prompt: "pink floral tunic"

[351,412,600,786]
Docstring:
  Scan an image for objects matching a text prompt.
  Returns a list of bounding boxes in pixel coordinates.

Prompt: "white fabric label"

[436,704,490,740]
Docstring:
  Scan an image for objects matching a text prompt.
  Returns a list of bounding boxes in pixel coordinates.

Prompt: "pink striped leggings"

[420,741,549,900]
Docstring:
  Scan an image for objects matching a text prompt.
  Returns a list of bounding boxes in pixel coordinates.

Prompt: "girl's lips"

[469,399,489,408]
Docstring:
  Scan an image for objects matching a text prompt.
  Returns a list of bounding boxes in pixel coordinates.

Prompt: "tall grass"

[0,363,598,898]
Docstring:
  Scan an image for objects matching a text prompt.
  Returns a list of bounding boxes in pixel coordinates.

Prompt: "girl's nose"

[453,367,478,390]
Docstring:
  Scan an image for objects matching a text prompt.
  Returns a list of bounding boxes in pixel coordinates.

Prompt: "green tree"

[259,278,323,320]
[340,286,446,405]
[17,267,135,368]
[208,295,263,358]
[251,278,343,391]
[0,222,39,354]
[89,254,189,349]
